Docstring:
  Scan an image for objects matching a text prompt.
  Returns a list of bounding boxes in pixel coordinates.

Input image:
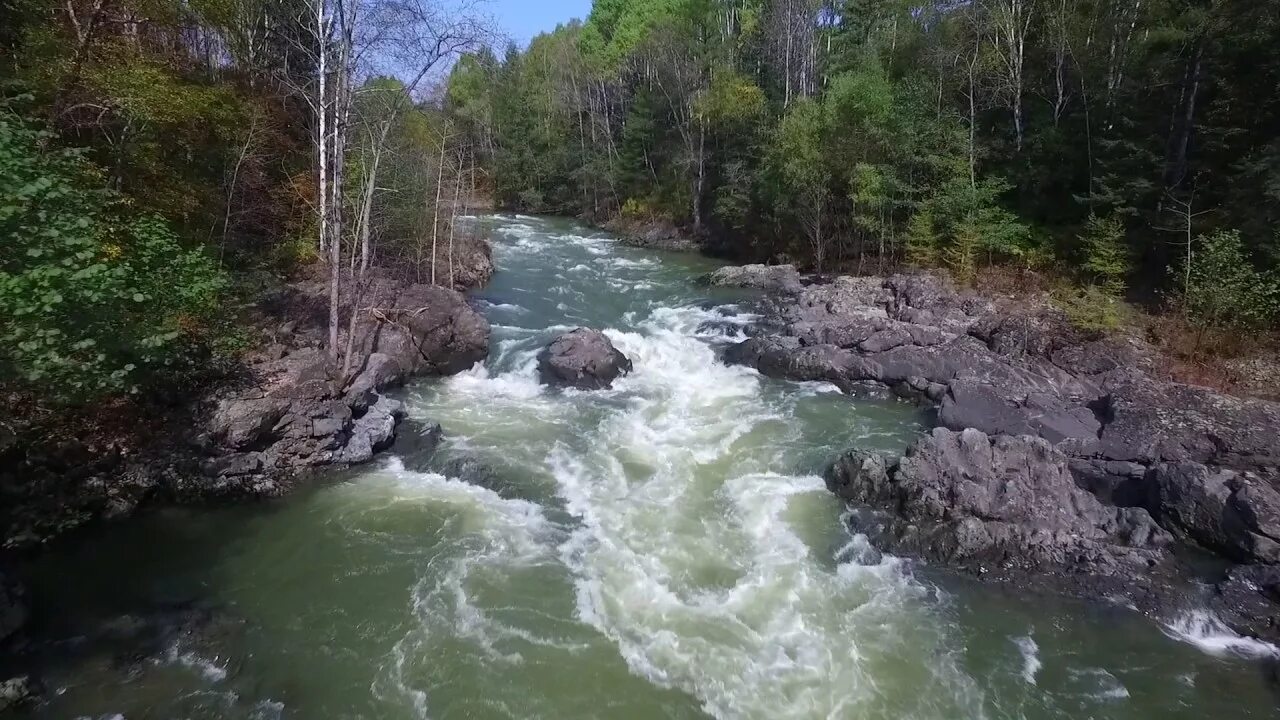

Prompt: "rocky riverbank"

[604,217,705,253]
[0,270,490,551]
[714,266,1280,642]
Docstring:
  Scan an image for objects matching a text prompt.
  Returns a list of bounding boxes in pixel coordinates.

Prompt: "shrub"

[1056,284,1126,333]
[1079,213,1131,296]
[0,113,227,402]
[1176,229,1280,333]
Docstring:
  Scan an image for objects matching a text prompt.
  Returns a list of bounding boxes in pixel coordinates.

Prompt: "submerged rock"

[538,329,633,390]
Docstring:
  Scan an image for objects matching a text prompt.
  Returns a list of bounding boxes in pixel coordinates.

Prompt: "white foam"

[157,641,229,683]
[1012,635,1041,685]
[444,361,545,401]
[1162,610,1280,659]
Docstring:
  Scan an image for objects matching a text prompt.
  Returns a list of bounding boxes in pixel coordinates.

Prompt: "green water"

[13,215,1279,719]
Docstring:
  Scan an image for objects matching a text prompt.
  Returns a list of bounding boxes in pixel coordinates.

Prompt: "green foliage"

[0,114,226,402]
[1079,214,1132,296]
[1057,285,1127,333]
[904,208,939,267]
[945,215,982,285]
[1176,229,1280,332]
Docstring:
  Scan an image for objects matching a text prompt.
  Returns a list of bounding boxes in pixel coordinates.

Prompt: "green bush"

[1175,229,1280,333]
[0,113,227,402]
[1056,284,1126,333]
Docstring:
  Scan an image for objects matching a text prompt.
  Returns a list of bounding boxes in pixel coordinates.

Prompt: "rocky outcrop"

[827,429,1168,576]
[704,264,803,295]
[538,329,633,390]
[443,236,495,291]
[727,268,1280,638]
[0,270,491,547]
[607,218,703,252]
[199,279,489,493]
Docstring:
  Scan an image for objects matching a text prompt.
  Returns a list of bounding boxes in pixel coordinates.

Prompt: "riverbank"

[0,242,497,707]
[712,264,1280,644]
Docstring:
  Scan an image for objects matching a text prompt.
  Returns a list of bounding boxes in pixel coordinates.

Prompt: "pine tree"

[904,207,939,267]
[1079,213,1132,296]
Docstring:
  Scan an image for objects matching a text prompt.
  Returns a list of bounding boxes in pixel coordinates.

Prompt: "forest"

[0,0,492,404]
[2,0,1279,409]
[450,0,1280,338]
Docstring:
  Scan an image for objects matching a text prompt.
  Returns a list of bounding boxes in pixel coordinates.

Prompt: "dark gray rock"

[363,283,491,377]
[392,420,445,470]
[1095,376,1280,471]
[705,264,803,294]
[938,381,1101,445]
[538,329,633,390]
[611,218,702,252]
[338,395,405,464]
[827,429,1168,575]
[1210,565,1280,641]
[1150,463,1280,564]
[0,571,27,643]
[201,452,264,478]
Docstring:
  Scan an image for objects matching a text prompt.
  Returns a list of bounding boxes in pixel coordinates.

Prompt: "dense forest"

[0,0,491,405]
[2,0,1279,410]
[447,0,1280,336]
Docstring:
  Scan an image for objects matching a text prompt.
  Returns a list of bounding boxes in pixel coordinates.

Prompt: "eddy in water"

[14,215,1280,719]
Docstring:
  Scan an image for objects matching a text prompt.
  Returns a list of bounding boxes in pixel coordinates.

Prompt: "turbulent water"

[16,216,1280,719]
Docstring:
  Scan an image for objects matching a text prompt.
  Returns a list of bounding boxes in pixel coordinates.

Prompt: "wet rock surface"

[538,328,633,390]
[729,270,1280,640]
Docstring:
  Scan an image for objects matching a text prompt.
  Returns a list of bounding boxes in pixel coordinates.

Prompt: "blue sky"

[489,0,593,44]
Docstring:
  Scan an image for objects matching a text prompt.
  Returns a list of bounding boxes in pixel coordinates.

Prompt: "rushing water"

[14,215,1280,719]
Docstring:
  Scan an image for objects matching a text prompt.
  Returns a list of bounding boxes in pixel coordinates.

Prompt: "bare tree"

[986,0,1036,151]
[278,0,489,381]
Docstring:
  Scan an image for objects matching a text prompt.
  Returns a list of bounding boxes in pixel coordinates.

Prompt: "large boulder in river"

[538,329,633,390]
[705,264,803,294]
[826,428,1168,575]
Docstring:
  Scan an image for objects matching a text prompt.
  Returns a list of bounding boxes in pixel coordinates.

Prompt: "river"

[13,215,1279,719]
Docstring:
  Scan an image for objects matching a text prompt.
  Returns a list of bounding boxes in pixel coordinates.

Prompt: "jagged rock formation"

[200,276,490,493]
[727,271,1280,638]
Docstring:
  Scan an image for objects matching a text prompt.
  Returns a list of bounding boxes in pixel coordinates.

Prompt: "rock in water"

[0,572,26,644]
[538,329,633,390]
[0,676,34,713]
[705,264,804,294]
